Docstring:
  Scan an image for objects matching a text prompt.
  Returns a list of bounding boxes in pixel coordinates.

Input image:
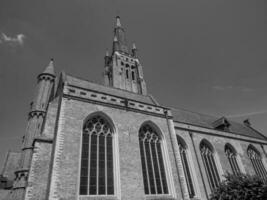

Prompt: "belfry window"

[139,124,168,195]
[247,145,267,181]
[132,71,135,80]
[176,136,195,198]
[126,69,129,79]
[225,144,240,175]
[80,115,114,195]
[200,141,220,191]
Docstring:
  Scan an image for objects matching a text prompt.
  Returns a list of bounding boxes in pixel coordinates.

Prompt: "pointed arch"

[247,144,267,181]
[199,139,220,191]
[138,121,168,195]
[225,143,240,175]
[176,135,195,198]
[79,112,116,196]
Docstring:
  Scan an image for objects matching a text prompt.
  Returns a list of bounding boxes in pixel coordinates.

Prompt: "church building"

[1,16,267,200]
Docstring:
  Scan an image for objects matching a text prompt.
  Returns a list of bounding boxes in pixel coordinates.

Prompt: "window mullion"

[201,151,213,190]
[96,134,99,195]
[149,141,158,194]
[105,135,107,195]
[180,149,191,196]
[205,151,216,189]
[88,133,91,194]
[143,140,151,194]
[209,152,220,187]
[154,142,163,194]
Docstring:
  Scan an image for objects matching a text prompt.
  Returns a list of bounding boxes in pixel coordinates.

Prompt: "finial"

[42,58,55,75]
[132,43,137,57]
[113,36,118,42]
[105,50,109,57]
[116,16,121,27]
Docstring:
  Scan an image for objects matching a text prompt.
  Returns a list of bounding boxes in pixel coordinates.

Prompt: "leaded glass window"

[139,124,168,195]
[200,142,220,191]
[247,146,267,181]
[225,144,240,175]
[80,115,114,195]
[177,136,195,198]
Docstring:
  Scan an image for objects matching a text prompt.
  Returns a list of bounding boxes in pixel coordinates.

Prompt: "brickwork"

[25,141,53,200]
[174,125,267,200]
[48,97,180,200]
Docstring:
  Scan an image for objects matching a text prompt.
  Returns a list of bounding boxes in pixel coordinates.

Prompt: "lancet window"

[225,144,240,175]
[80,115,114,195]
[247,146,267,181]
[200,141,220,191]
[177,136,195,198]
[139,124,168,195]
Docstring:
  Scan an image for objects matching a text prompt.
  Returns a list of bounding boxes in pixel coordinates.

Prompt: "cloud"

[212,85,254,92]
[228,110,267,118]
[0,32,25,46]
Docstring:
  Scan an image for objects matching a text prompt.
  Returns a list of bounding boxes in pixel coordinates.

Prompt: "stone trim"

[62,93,172,120]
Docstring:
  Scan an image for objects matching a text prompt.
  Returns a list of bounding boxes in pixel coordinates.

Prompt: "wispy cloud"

[0,32,26,46]
[212,85,254,92]
[228,110,267,118]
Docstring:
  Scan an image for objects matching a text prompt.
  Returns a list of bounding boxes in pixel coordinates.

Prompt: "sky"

[0,0,266,170]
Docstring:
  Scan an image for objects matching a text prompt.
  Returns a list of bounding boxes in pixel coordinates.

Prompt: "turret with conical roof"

[8,59,56,200]
[104,16,147,95]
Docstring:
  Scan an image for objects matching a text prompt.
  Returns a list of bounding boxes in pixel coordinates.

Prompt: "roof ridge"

[169,106,218,118]
[65,73,153,98]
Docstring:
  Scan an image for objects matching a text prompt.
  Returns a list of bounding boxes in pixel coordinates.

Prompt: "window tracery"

[80,115,114,195]
[139,124,168,195]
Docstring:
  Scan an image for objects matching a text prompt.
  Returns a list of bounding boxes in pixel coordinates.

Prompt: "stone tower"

[104,16,147,95]
[8,59,55,200]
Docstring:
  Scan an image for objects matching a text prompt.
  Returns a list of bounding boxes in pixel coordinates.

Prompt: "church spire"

[42,58,55,76]
[106,16,147,95]
[112,16,129,54]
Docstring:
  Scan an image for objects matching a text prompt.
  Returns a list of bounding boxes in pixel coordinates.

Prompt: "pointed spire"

[132,43,136,50]
[132,43,137,57]
[116,16,121,27]
[105,50,110,65]
[113,36,119,52]
[43,58,55,76]
[105,49,109,57]
[113,36,118,42]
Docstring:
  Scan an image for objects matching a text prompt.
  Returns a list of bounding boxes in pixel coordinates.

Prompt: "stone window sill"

[145,195,175,200]
[79,196,118,200]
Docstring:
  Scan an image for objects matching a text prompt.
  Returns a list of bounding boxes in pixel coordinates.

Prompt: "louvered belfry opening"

[225,144,240,175]
[80,115,114,195]
[139,124,168,195]
[247,146,267,182]
[200,141,220,191]
[176,136,195,198]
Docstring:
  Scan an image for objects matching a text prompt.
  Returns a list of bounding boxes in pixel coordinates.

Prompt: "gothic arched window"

[139,124,168,195]
[200,141,220,191]
[176,136,195,198]
[247,145,267,181]
[80,115,114,195]
[225,144,240,175]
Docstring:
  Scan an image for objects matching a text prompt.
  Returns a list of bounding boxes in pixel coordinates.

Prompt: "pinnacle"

[116,16,121,27]
[43,58,55,75]
[113,36,118,42]
[132,43,136,50]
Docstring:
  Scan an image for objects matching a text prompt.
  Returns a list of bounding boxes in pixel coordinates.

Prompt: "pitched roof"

[65,74,157,105]
[171,107,267,141]
[63,74,266,141]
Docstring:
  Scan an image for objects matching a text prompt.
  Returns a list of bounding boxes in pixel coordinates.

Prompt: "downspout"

[189,131,209,199]
[164,110,189,200]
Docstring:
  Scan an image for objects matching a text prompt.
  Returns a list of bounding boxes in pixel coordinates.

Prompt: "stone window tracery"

[80,115,114,195]
[225,144,240,175]
[247,146,267,181]
[200,142,220,191]
[176,136,195,198]
[139,124,168,195]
